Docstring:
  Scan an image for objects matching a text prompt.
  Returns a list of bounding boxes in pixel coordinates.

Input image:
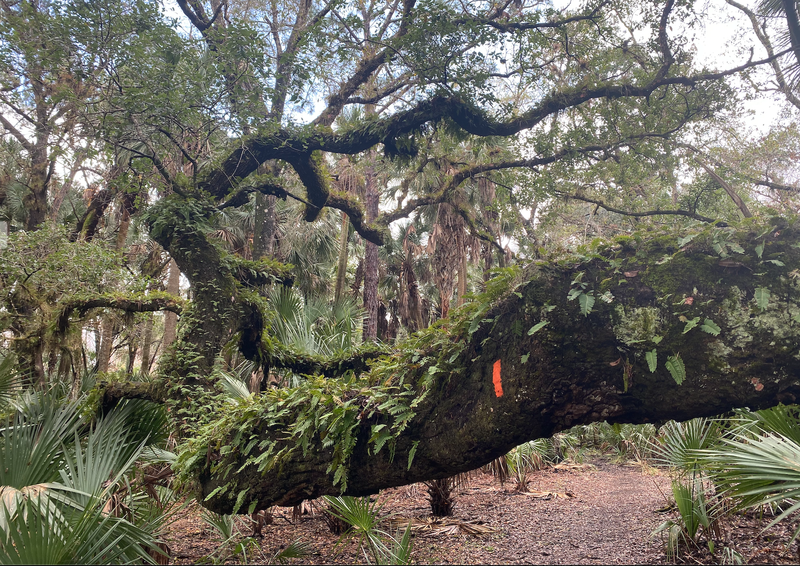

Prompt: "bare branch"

[0,112,33,151]
[693,159,753,218]
[558,192,717,223]
[458,0,612,32]
[655,0,676,81]
[313,0,417,127]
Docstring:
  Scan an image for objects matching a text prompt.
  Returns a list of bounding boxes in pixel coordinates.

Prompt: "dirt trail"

[422,461,671,565]
[169,460,674,564]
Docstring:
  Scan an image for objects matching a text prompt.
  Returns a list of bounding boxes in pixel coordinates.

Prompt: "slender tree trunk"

[482,244,493,281]
[22,96,50,231]
[456,252,467,308]
[127,341,137,375]
[253,192,278,259]
[479,178,498,281]
[265,196,277,256]
[403,252,426,331]
[140,313,154,375]
[335,213,350,303]
[97,198,134,373]
[96,321,115,373]
[362,157,379,342]
[695,160,753,218]
[162,259,181,351]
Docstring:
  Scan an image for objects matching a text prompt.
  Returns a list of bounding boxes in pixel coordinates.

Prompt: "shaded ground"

[165,459,799,564]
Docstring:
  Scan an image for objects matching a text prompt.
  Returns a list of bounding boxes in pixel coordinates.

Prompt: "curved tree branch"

[198,47,789,201]
[726,0,800,108]
[693,159,753,218]
[56,295,184,334]
[558,192,717,223]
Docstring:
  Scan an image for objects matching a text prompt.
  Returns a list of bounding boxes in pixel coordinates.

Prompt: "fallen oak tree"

[75,0,800,513]
[156,215,800,514]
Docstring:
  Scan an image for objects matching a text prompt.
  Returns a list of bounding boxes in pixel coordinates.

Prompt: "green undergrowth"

[177,373,420,512]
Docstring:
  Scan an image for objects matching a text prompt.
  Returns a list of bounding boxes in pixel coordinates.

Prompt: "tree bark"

[456,252,468,308]
[335,212,350,303]
[362,156,380,341]
[140,313,154,375]
[96,320,116,374]
[195,217,800,513]
[143,198,287,387]
[162,260,181,351]
[253,192,277,259]
[96,193,135,373]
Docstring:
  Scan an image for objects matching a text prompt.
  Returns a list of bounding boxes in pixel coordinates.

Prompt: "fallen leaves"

[519,489,574,500]
[385,516,498,536]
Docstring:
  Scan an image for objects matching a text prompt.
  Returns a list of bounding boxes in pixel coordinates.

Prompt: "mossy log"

[192,216,800,513]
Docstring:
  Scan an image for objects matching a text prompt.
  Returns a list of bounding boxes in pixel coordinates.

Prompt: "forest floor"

[165,458,800,564]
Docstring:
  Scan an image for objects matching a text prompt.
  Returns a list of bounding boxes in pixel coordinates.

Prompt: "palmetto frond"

[758,0,800,86]
[652,418,720,475]
[702,431,800,543]
[0,395,170,564]
[268,286,364,358]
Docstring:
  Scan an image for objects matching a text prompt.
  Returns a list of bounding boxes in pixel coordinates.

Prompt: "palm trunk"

[335,212,350,303]
[127,341,137,375]
[362,157,379,342]
[140,314,154,375]
[97,198,133,373]
[253,193,277,259]
[403,253,426,331]
[456,252,467,308]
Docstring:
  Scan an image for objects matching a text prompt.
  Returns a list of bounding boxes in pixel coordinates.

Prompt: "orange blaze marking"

[493,359,503,397]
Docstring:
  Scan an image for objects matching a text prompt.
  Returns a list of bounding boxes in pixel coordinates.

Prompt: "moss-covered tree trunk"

[193,217,800,513]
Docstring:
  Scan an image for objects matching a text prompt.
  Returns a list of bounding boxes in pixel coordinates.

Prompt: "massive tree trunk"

[188,216,800,514]
[141,196,290,389]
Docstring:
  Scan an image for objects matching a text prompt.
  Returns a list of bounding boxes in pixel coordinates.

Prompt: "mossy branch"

[264,342,389,377]
[56,294,184,334]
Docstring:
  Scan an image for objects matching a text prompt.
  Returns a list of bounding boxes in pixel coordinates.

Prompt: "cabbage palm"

[0,394,170,564]
[700,406,800,543]
[651,418,723,559]
[759,0,800,83]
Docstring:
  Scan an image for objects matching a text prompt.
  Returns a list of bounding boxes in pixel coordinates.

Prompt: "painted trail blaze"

[493,359,503,397]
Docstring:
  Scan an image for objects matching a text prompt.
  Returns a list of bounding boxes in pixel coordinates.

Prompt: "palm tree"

[759,0,800,79]
[0,364,173,564]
